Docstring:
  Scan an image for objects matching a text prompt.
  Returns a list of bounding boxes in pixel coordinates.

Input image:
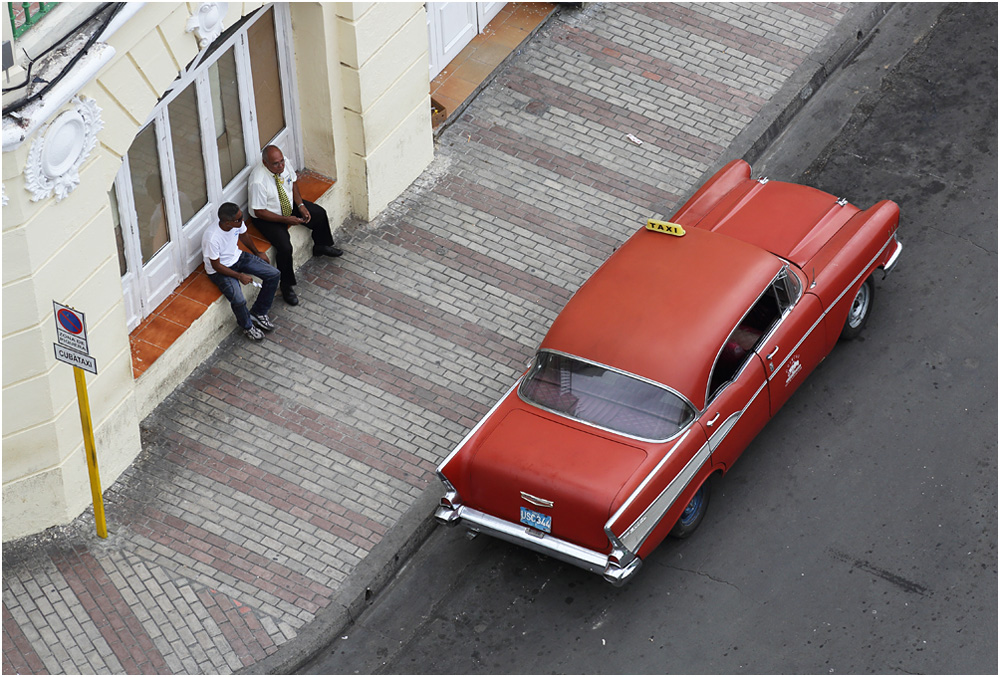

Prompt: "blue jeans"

[208,252,281,329]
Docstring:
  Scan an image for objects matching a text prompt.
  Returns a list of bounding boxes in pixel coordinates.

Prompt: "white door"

[117,126,182,321]
[113,4,299,331]
[477,2,505,27]
[427,2,479,80]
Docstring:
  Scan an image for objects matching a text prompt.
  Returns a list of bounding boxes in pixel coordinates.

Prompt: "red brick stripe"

[48,547,171,675]
[777,2,849,25]
[462,116,684,211]
[548,25,767,115]
[431,175,622,257]
[629,3,809,69]
[198,589,275,665]
[122,501,333,615]
[159,420,393,547]
[187,363,442,488]
[305,263,534,374]
[3,601,48,675]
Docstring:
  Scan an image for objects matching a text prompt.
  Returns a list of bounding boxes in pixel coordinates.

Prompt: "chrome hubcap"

[679,487,704,525]
[848,284,870,328]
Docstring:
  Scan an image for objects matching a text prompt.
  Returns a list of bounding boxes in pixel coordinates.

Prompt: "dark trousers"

[207,252,281,329]
[252,200,333,289]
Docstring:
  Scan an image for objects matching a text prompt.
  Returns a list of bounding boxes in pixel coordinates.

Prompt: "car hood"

[466,407,648,553]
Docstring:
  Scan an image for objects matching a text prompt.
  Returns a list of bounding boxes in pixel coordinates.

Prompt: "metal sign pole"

[72,365,107,539]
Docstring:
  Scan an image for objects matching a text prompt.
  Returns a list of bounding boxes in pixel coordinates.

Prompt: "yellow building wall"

[338,2,434,220]
[2,1,433,542]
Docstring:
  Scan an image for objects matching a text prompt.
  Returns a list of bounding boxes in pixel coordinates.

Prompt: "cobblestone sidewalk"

[3,3,888,674]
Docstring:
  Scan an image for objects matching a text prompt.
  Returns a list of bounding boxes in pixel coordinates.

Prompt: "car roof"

[539,225,782,411]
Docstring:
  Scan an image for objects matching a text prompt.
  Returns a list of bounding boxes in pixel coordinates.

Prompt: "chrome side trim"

[436,379,522,474]
[617,438,713,554]
[770,234,897,379]
[434,505,641,586]
[707,412,740,449]
[819,236,892,317]
[606,429,691,533]
[605,375,769,562]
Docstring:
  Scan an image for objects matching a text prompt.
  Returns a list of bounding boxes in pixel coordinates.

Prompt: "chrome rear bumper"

[434,504,641,586]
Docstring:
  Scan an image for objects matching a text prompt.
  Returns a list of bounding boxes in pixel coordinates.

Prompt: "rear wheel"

[840,277,875,340]
[670,481,710,539]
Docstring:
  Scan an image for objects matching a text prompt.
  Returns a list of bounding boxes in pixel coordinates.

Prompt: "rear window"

[519,351,695,441]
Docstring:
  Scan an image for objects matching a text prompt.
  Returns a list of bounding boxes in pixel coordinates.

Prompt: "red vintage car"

[435,159,902,585]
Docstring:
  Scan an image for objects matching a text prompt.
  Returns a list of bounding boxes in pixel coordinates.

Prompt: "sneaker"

[250,313,275,332]
[243,324,265,341]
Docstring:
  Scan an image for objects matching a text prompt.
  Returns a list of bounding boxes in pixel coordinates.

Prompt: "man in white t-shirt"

[247,144,342,306]
[202,202,281,341]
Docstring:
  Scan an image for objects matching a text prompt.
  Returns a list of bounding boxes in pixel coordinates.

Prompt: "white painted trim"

[2,2,147,152]
[2,43,115,151]
[96,3,147,43]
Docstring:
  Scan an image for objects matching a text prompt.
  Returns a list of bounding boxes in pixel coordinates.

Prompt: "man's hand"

[297,204,311,224]
[237,272,253,286]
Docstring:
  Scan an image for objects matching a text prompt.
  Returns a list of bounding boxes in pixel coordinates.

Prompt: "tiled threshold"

[431,2,557,132]
[129,171,334,378]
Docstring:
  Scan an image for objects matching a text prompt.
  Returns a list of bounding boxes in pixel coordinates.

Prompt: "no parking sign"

[53,302,97,374]
[54,302,89,353]
[52,300,106,537]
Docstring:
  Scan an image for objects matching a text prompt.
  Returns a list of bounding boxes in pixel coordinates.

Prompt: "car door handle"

[706,412,720,427]
[766,346,780,360]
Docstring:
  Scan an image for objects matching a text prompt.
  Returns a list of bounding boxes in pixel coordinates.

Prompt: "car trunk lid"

[467,407,648,553]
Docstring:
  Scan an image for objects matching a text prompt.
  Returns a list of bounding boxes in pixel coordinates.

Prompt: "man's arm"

[291,181,311,224]
[238,230,270,264]
[249,171,303,226]
[209,258,252,286]
[253,207,304,226]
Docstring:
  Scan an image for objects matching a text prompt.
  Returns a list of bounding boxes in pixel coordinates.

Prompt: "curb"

[242,487,442,674]
[246,4,896,673]
[699,3,894,184]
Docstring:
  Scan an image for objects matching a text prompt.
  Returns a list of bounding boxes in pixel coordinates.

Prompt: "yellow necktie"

[274,174,292,217]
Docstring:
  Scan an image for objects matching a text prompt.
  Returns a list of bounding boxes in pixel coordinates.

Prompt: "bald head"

[262,145,285,174]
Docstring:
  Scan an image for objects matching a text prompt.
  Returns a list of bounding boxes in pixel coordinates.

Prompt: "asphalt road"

[302,4,997,674]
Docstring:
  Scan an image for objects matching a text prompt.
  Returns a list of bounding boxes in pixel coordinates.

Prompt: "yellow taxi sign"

[646,219,686,236]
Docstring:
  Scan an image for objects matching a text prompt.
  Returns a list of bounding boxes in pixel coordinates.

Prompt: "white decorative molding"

[24,97,103,202]
[186,2,228,50]
[2,43,114,152]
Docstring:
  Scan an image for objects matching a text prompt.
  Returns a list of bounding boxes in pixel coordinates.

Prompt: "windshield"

[519,351,696,441]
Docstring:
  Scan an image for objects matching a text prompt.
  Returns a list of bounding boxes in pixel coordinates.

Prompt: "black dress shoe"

[281,287,299,306]
[312,245,344,258]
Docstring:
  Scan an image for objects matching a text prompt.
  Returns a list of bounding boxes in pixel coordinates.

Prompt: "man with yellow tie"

[247,145,342,306]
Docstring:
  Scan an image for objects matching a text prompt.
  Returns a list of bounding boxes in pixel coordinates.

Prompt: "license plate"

[520,507,551,533]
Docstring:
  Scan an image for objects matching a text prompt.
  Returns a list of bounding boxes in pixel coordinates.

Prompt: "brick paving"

[3,3,877,673]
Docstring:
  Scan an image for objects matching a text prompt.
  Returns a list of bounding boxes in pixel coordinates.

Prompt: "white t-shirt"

[247,160,297,218]
[202,223,246,275]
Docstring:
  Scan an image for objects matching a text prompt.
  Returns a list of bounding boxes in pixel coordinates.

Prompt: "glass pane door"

[209,48,246,187]
[125,124,180,314]
[248,7,286,147]
[168,83,209,223]
[128,124,170,264]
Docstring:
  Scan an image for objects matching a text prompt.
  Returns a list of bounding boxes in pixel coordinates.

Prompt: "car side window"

[772,267,801,310]
[707,267,798,402]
